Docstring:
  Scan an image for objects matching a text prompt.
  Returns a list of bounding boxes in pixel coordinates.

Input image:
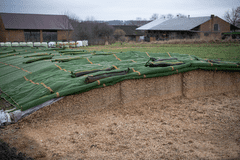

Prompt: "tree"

[160,13,181,20]
[77,21,114,45]
[176,13,187,18]
[150,13,159,20]
[62,11,82,41]
[85,16,95,22]
[224,7,240,26]
[113,29,126,41]
[167,14,174,19]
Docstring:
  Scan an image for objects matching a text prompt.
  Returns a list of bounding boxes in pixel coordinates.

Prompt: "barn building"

[0,13,73,42]
[137,15,240,41]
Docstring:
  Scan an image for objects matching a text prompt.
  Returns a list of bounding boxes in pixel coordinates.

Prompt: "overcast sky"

[0,0,240,21]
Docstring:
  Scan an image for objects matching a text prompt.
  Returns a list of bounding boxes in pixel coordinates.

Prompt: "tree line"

[149,13,187,20]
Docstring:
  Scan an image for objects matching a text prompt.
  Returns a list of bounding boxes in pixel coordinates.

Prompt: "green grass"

[85,42,240,62]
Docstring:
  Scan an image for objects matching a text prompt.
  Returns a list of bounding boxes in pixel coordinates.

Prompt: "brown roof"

[0,13,73,30]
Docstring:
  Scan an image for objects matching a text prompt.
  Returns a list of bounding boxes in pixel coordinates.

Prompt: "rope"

[188,54,193,60]
[167,52,171,57]
[207,61,213,66]
[132,68,141,75]
[0,61,31,73]
[41,83,54,93]
[86,58,93,64]
[55,64,72,73]
[145,52,150,57]
[55,64,62,70]
[24,76,39,85]
[113,54,121,61]
[97,80,100,85]
[112,65,119,69]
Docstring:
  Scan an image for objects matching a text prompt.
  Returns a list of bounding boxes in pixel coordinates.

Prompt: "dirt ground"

[0,91,239,160]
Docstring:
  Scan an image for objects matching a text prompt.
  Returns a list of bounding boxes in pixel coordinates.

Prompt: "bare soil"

[0,91,240,160]
[0,140,33,160]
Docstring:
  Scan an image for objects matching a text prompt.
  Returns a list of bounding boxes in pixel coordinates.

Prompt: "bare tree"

[160,14,175,20]
[77,21,114,45]
[167,14,174,19]
[224,7,240,26]
[113,29,126,41]
[61,11,82,41]
[150,13,159,20]
[176,13,187,18]
[85,16,95,22]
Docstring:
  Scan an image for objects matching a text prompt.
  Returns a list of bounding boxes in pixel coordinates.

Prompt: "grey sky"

[0,0,239,21]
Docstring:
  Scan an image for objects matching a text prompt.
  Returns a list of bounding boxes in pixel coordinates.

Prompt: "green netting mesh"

[0,47,239,111]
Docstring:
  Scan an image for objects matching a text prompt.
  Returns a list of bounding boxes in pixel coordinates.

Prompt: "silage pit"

[1,70,240,159]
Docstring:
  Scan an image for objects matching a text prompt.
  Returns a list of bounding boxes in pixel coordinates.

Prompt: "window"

[24,30,40,42]
[214,24,219,31]
[43,30,57,42]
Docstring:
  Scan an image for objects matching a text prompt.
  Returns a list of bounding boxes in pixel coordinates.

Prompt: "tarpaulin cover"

[0,47,239,111]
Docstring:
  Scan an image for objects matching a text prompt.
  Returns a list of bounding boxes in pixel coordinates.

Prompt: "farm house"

[0,13,74,42]
[137,15,240,41]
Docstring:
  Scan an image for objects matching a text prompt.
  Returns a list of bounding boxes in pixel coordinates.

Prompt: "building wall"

[5,30,25,42]
[57,30,73,41]
[0,15,6,42]
[1,29,73,42]
[200,16,230,39]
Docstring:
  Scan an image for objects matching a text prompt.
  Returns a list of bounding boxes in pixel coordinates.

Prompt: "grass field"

[85,42,240,62]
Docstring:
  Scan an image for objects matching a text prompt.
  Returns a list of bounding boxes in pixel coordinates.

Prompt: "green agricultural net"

[0,47,239,111]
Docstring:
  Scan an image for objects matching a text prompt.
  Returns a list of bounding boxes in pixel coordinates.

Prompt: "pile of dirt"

[0,91,239,159]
